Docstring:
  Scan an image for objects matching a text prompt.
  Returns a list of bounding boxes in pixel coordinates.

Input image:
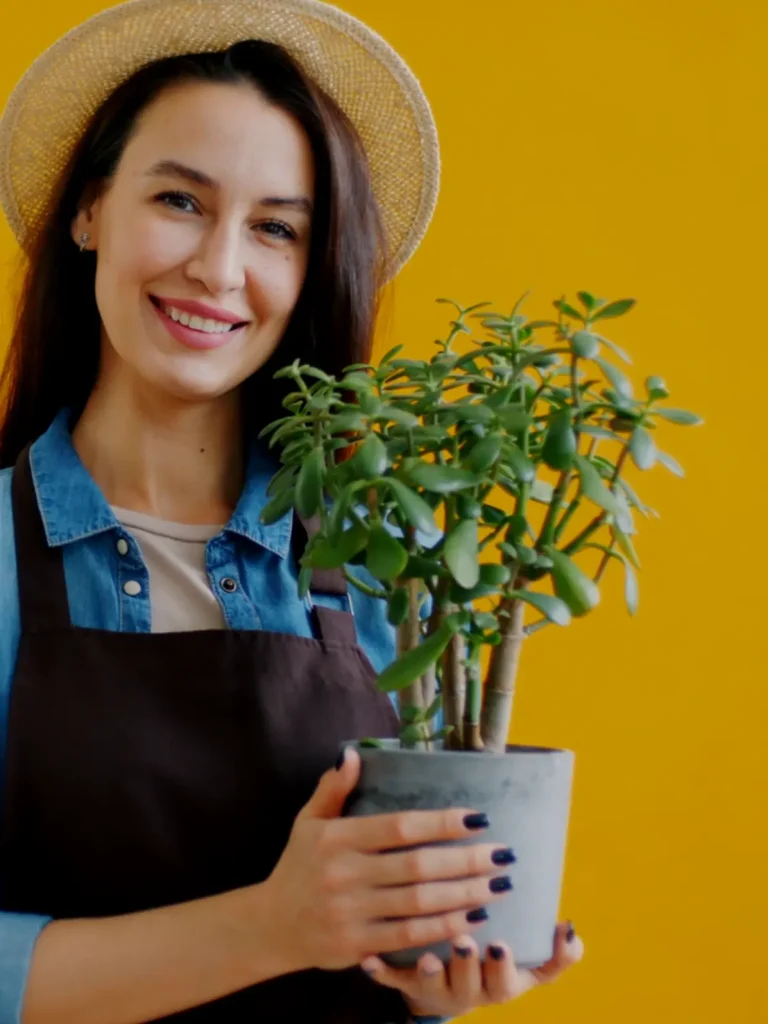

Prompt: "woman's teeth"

[161,303,239,334]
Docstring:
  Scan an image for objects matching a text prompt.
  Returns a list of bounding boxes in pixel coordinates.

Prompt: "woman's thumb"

[298,746,361,821]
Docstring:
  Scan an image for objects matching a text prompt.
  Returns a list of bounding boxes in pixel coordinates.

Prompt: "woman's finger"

[515,921,585,994]
[360,956,421,1000]
[364,872,513,919]
[360,842,515,887]
[447,935,484,1007]
[482,941,520,1002]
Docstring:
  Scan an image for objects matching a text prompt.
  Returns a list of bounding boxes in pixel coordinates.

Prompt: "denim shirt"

[0,407,401,1021]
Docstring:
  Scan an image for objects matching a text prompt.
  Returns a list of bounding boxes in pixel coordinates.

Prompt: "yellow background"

[1,1,766,1022]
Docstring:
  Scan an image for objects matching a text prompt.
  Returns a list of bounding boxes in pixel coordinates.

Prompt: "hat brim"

[0,0,440,279]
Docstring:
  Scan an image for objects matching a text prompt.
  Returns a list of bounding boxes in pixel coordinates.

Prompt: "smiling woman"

[0,2,580,1024]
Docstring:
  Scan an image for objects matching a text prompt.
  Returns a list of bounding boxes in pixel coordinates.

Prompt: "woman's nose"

[185,225,246,296]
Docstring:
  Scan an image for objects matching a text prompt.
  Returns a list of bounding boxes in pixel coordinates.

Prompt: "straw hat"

[0,0,440,279]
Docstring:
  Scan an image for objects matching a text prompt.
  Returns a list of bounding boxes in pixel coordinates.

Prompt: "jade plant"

[259,293,701,753]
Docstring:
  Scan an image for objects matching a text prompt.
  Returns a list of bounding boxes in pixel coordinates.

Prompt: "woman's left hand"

[361,920,583,1021]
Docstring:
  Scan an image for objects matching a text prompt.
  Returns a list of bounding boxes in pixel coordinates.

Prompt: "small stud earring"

[79,232,90,252]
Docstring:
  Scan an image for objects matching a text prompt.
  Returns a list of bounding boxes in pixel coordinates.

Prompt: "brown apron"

[0,445,409,1023]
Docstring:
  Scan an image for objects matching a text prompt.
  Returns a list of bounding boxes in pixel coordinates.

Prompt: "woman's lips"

[150,297,247,351]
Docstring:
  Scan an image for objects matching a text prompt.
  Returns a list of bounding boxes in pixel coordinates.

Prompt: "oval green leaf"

[387,479,439,537]
[544,547,601,617]
[407,462,481,493]
[507,589,572,627]
[444,519,479,589]
[295,446,325,519]
[376,619,458,693]
[366,524,408,581]
[542,410,577,471]
[630,426,657,470]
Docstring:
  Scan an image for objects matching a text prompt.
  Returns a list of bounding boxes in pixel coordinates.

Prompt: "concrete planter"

[342,740,574,969]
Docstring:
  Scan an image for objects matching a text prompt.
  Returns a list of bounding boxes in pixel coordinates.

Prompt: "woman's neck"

[71,381,245,526]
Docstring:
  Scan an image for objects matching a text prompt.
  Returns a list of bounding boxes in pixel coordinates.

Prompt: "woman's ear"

[70,185,103,251]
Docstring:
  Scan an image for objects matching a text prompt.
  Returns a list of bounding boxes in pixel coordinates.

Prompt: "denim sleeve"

[0,469,53,1022]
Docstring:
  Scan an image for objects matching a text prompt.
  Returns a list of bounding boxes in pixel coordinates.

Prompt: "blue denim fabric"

[0,407,402,1020]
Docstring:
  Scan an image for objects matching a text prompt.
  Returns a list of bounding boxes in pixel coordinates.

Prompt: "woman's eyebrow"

[145,159,313,215]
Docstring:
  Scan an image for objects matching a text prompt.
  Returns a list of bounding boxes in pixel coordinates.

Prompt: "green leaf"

[496,407,532,432]
[351,434,388,477]
[594,356,633,399]
[328,411,367,433]
[583,544,638,615]
[530,479,555,504]
[508,589,572,626]
[380,344,405,364]
[260,487,294,525]
[629,426,657,470]
[358,737,386,749]
[473,611,498,631]
[467,433,503,472]
[400,723,427,746]
[554,299,584,322]
[339,372,374,391]
[503,443,536,482]
[366,525,408,581]
[310,522,368,569]
[656,450,685,477]
[298,563,313,599]
[654,408,704,426]
[295,447,325,518]
[387,587,410,626]
[407,463,481,493]
[542,410,577,471]
[645,375,669,400]
[482,504,508,525]
[401,554,449,579]
[265,463,298,498]
[573,454,622,516]
[571,331,599,359]
[593,334,632,364]
[479,563,512,586]
[613,526,641,568]
[425,695,443,721]
[589,298,636,322]
[376,619,458,692]
[387,479,439,537]
[576,291,597,312]
[400,705,425,724]
[544,547,601,617]
[444,519,480,588]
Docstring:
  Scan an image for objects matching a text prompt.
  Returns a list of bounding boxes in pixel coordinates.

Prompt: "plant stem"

[480,588,527,753]
[441,624,466,750]
[397,578,427,717]
[341,570,388,600]
[463,645,484,751]
[537,469,572,549]
[563,445,631,555]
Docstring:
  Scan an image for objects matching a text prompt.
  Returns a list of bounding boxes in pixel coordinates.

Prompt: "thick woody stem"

[397,579,426,715]
[480,590,527,753]
[441,629,466,750]
[463,647,484,752]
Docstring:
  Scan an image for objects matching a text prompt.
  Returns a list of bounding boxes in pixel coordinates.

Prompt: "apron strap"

[11,445,72,633]
[294,514,358,646]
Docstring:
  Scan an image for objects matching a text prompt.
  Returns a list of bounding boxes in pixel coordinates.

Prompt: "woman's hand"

[261,747,516,975]
[361,921,584,1021]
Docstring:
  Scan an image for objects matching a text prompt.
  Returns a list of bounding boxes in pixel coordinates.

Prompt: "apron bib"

[0,446,408,1023]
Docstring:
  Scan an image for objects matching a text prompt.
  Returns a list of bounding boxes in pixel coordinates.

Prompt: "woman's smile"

[148,294,252,351]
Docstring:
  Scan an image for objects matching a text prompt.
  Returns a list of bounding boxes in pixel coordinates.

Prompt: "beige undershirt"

[111,506,228,633]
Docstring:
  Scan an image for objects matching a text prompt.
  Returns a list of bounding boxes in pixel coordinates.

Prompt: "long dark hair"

[0,40,387,467]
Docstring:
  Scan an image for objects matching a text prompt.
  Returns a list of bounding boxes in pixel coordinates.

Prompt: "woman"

[0,1,583,1021]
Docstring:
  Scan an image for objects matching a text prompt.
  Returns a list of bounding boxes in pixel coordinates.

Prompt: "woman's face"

[73,80,315,404]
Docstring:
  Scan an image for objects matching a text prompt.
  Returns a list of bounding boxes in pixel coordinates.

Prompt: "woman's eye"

[257,220,297,241]
[156,191,197,213]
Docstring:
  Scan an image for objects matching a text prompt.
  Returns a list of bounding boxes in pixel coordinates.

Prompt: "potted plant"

[259,291,701,967]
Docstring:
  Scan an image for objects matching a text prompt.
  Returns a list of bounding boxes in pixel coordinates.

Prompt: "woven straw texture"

[0,0,440,278]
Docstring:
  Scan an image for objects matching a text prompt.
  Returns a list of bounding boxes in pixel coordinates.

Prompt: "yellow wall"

[1,1,766,1022]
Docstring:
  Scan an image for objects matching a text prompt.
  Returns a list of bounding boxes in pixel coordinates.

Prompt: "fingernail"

[453,943,473,959]
[488,944,505,961]
[489,875,512,894]
[335,748,346,771]
[463,812,490,830]
[491,848,516,866]
[466,907,489,923]
[361,960,378,976]
[420,959,443,976]
[566,921,576,943]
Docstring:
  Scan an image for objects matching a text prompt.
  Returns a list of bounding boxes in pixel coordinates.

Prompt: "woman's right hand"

[261,746,515,974]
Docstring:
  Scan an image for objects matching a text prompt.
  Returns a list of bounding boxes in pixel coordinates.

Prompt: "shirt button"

[220,577,238,593]
[123,580,142,597]
[116,539,129,556]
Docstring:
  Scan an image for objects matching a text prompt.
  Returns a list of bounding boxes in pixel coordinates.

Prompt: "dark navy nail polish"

[565,922,576,943]
[453,944,472,959]
[491,848,516,866]
[463,812,490,830]
[466,907,489,923]
[335,748,346,771]
[488,944,505,961]
[489,875,513,894]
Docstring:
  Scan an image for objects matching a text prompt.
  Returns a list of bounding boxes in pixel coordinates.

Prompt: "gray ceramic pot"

[342,740,574,969]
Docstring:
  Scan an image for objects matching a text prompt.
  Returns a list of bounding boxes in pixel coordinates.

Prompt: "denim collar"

[28,408,293,558]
